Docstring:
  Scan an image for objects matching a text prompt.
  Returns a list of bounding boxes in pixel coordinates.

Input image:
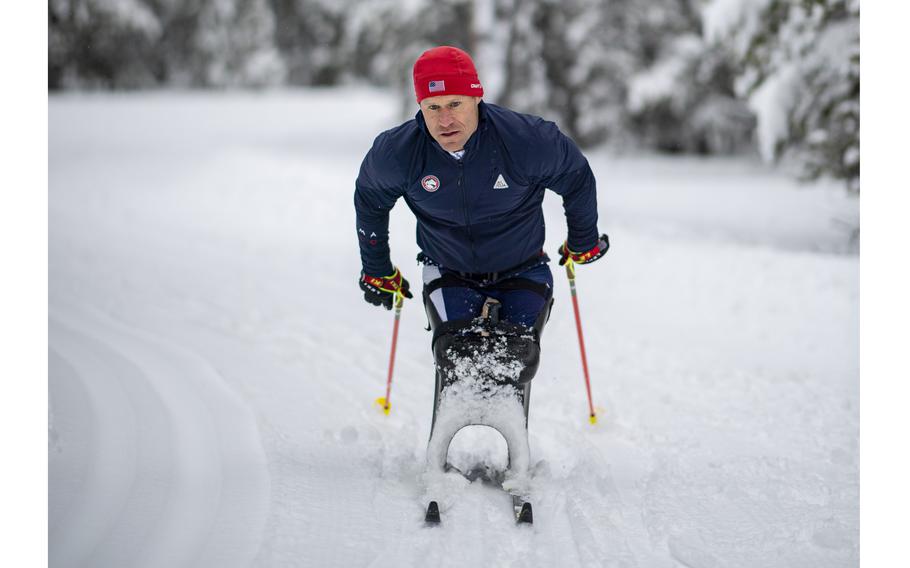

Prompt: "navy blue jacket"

[354,101,599,276]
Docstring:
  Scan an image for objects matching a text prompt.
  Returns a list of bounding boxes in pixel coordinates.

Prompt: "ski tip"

[375,397,391,415]
[424,501,441,524]
[517,502,533,524]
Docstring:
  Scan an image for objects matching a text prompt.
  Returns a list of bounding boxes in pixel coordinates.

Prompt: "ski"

[425,500,441,524]
[423,494,532,525]
[512,494,533,524]
[423,497,532,525]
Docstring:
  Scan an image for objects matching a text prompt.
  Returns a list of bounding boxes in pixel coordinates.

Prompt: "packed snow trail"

[48,303,269,567]
[49,89,858,567]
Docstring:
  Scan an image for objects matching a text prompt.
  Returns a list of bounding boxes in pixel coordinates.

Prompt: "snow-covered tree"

[626,31,755,155]
[49,0,162,88]
[50,0,285,88]
[194,0,285,87]
[268,0,354,85]
[48,0,857,179]
[703,0,860,191]
[484,0,751,152]
[484,0,636,147]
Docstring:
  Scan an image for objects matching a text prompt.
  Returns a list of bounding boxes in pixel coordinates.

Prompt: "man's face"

[419,95,481,152]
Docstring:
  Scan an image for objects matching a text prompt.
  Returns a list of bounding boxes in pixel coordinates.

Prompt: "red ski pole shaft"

[379,293,404,415]
[566,261,597,424]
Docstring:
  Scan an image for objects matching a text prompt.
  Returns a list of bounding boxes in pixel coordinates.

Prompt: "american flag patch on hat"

[428,80,445,92]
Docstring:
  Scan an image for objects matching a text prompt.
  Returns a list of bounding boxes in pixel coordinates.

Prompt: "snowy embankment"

[49,88,858,567]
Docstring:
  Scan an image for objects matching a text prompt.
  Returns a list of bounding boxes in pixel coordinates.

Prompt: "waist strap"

[423,270,552,300]
[418,251,548,286]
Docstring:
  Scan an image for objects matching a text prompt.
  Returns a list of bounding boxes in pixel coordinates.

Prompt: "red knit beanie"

[413,46,484,103]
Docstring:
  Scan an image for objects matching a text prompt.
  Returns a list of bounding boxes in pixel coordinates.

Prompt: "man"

[355,45,608,335]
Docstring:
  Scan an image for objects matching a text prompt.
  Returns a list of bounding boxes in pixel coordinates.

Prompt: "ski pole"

[376,291,405,415]
[565,260,597,424]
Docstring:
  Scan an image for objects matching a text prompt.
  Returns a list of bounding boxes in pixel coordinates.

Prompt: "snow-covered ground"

[49,88,859,567]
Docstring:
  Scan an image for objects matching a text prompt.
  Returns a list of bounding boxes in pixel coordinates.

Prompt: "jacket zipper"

[456,159,478,270]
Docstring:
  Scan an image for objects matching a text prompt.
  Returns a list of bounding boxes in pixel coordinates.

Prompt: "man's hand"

[359,268,413,310]
[558,234,610,266]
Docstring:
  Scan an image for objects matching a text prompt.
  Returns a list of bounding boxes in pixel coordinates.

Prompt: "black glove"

[359,267,413,310]
[558,233,610,266]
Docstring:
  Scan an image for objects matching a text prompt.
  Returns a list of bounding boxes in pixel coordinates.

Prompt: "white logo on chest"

[493,174,509,189]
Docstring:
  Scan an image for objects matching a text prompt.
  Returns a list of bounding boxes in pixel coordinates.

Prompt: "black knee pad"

[432,323,540,385]
[423,283,552,386]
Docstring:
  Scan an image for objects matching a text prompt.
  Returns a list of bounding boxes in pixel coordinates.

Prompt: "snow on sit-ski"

[49,88,858,567]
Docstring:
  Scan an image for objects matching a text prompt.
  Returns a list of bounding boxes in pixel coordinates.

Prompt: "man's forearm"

[356,213,395,276]
[556,165,600,250]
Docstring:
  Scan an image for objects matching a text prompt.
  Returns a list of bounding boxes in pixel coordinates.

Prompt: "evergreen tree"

[268,0,353,86]
[493,0,635,147]
[49,0,163,89]
[704,0,860,191]
[47,0,857,184]
[611,0,750,154]
[488,0,750,151]
[195,0,285,87]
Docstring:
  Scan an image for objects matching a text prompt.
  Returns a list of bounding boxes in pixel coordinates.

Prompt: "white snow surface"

[49,88,858,567]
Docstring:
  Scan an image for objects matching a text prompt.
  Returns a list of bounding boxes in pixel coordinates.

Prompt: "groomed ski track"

[49,89,858,567]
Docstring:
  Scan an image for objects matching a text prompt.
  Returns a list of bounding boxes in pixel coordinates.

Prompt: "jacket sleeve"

[535,122,600,252]
[354,133,405,276]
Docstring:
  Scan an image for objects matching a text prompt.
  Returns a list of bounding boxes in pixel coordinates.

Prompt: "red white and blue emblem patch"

[421,175,440,192]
